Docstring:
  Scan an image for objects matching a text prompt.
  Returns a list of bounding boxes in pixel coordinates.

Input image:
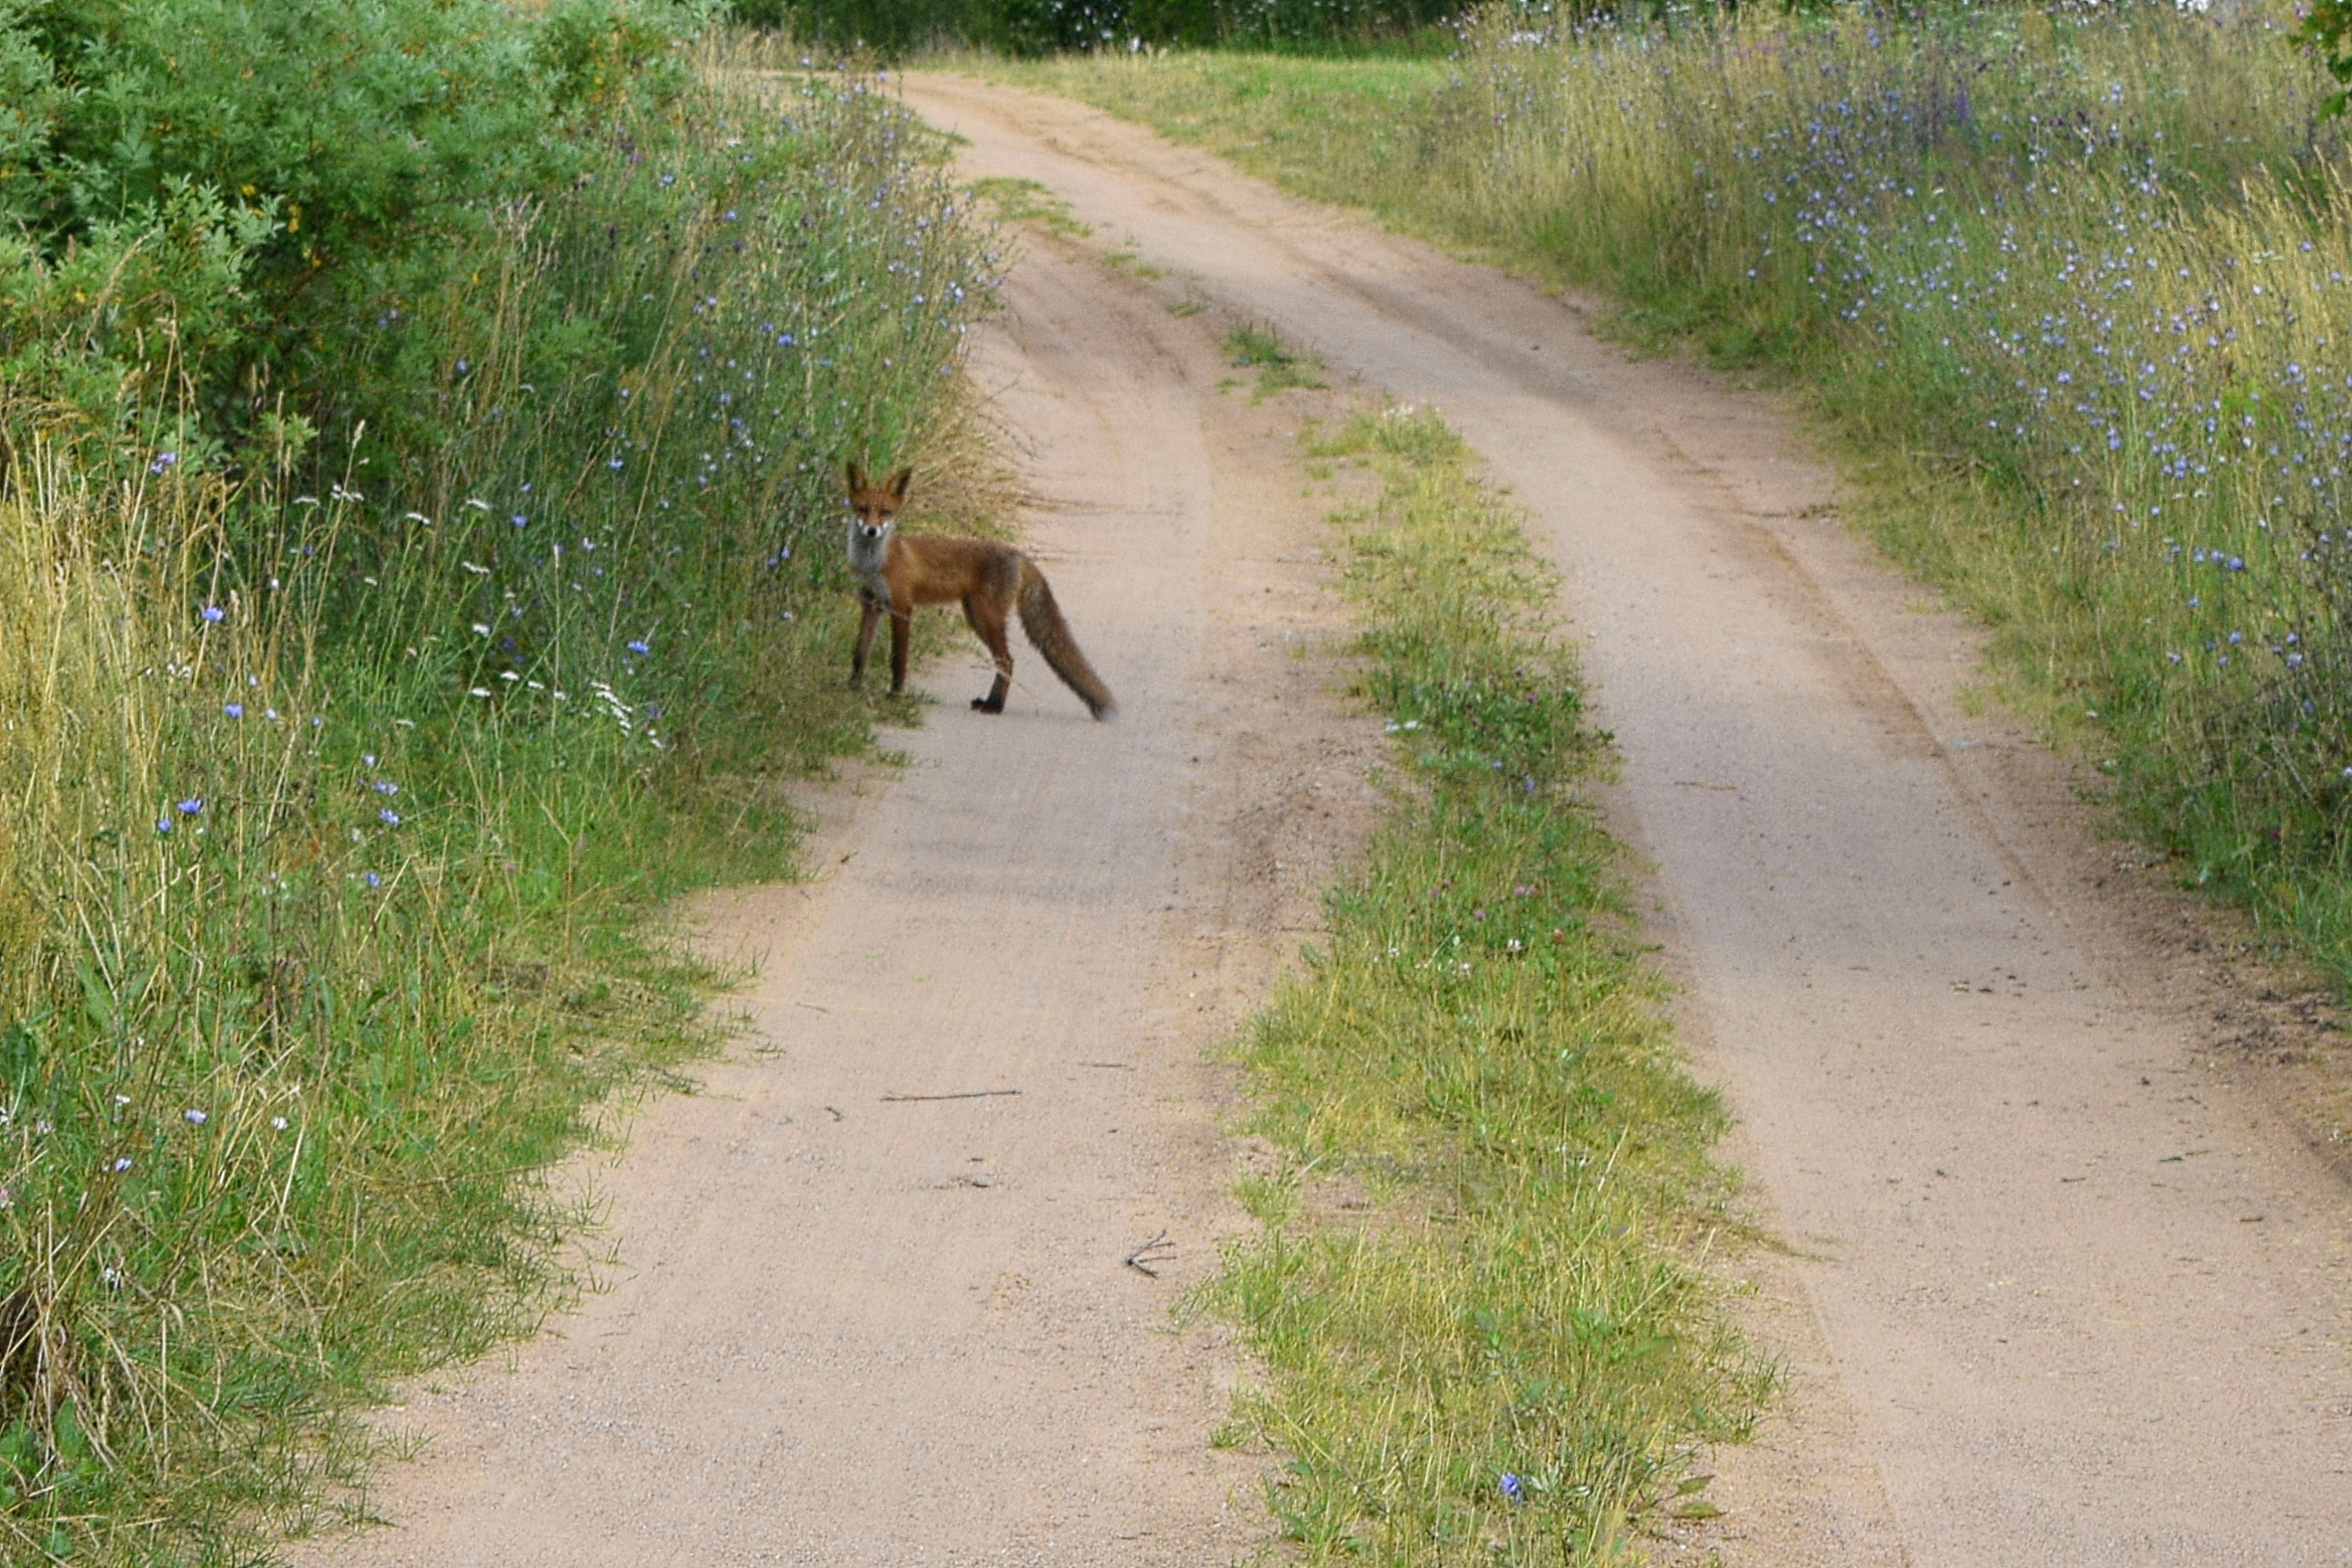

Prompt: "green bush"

[0,0,708,466]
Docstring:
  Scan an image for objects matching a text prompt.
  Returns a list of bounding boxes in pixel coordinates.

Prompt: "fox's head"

[844,463,913,548]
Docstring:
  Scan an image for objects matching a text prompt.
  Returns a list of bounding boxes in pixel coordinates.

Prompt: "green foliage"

[2297,0,2352,117]
[1205,407,1764,1564]
[0,0,701,461]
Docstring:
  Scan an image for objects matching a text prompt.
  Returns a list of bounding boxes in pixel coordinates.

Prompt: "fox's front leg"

[887,595,913,695]
[851,597,882,687]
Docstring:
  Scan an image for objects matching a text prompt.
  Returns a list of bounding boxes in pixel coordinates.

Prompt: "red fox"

[842,464,1116,720]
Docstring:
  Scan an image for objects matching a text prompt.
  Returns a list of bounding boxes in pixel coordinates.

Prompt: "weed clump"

[1225,321,1328,399]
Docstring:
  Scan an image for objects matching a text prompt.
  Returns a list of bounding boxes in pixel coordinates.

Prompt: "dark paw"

[971,695,1005,713]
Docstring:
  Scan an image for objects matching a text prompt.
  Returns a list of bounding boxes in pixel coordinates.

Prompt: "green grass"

[0,37,990,1563]
[1223,321,1328,399]
[971,175,1094,238]
[984,4,2352,987]
[1203,404,1766,1565]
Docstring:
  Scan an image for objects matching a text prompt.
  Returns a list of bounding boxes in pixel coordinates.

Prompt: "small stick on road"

[1125,1230,1177,1278]
[880,1089,1023,1103]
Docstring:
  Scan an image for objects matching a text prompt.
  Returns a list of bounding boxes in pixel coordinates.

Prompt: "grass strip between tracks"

[1201,404,1768,1565]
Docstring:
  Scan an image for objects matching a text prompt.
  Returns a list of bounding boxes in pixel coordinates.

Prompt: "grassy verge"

[982,2,2352,985]
[0,27,991,1561]
[1205,403,1765,1565]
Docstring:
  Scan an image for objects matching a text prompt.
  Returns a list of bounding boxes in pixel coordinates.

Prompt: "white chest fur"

[846,520,893,599]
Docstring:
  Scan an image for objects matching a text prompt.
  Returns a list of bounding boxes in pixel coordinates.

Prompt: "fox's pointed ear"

[844,461,866,494]
[887,467,913,502]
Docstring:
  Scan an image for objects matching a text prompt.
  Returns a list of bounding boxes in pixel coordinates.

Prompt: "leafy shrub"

[0,0,703,465]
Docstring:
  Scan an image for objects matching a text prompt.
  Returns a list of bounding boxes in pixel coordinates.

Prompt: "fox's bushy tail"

[1017,560,1115,721]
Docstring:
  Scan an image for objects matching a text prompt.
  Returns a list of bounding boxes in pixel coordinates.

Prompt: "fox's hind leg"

[962,593,1014,713]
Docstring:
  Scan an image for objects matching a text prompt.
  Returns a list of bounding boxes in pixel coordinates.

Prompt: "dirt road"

[305,222,1384,1561]
[310,73,2352,1568]
[881,75,2352,1568]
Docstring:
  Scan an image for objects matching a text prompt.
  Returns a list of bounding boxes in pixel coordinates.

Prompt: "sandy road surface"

[893,75,2352,1568]
[306,227,1386,1560]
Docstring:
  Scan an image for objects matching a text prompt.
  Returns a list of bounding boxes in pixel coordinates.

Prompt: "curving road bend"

[894,72,2352,1568]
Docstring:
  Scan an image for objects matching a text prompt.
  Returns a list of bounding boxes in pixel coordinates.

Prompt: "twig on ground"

[880,1089,1022,1103]
[1125,1230,1177,1277]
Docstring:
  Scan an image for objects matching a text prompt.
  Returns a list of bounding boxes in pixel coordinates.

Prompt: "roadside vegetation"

[730,0,1455,58]
[1205,402,1765,1564]
[0,4,988,1559]
[996,0,2352,983]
